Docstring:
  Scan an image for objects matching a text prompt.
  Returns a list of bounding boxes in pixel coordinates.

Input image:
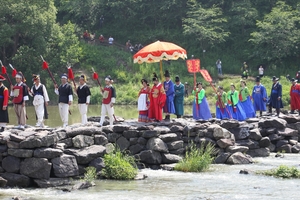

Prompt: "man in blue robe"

[163,70,175,121]
[252,76,267,117]
[268,76,283,116]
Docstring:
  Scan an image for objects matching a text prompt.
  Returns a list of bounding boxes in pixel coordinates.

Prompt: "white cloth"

[138,94,148,111]
[35,103,44,126]
[59,103,69,126]
[100,104,114,126]
[78,104,88,125]
[0,123,6,128]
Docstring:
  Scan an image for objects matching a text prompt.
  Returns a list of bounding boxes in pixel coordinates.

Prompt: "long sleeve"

[159,85,166,108]
[278,84,282,98]
[3,87,9,107]
[166,81,175,97]
[23,85,29,101]
[43,85,50,102]
[55,88,59,95]
[175,85,184,96]
[262,86,267,99]
[86,87,91,104]
[111,86,116,103]
[68,85,73,102]
[198,89,205,102]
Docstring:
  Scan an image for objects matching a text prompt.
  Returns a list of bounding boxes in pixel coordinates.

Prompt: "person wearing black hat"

[252,76,268,117]
[10,72,29,130]
[77,75,91,125]
[0,75,9,132]
[148,73,166,121]
[31,74,49,128]
[268,76,283,116]
[55,74,73,128]
[290,78,300,114]
[174,76,184,118]
[163,70,175,121]
[99,75,116,126]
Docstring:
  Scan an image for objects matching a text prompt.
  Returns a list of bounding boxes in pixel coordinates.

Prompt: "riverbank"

[0,114,299,188]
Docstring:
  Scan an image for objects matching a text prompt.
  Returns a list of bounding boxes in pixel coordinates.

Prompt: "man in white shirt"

[108,36,114,45]
[259,65,264,77]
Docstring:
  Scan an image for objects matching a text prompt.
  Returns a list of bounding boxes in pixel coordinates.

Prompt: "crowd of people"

[82,30,114,45]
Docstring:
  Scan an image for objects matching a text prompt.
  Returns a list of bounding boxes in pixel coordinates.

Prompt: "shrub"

[257,165,300,179]
[102,147,138,180]
[174,142,215,172]
[83,166,97,183]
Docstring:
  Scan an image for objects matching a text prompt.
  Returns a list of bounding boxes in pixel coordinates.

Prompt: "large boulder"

[1,173,31,187]
[259,137,271,148]
[142,130,160,138]
[276,144,292,153]
[146,138,168,153]
[226,152,253,164]
[226,146,249,154]
[34,178,71,188]
[0,176,7,187]
[268,134,284,142]
[220,120,240,129]
[94,135,108,146]
[67,127,102,137]
[136,150,162,164]
[217,139,234,149]
[129,144,145,155]
[51,154,79,178]
[60,138,73,148]
[123,130,140,139]
[7,141,20,149]
[20,158,52,179]
[247,148,270,157]
[113,125,130,133]
[277,128,298,137]
[249,128,262,141]
[89,157,105,172]
[169,125,184,132]
[213,127,232,140]
[116,136,130,151]
[235,139,259,149]
[153,126,170,134]
[280,115,300,124]
[19,134,57,149]
[258,118,287,129]
[276,140,289,148]
[159,133,178,143]
[107,133,122,143]
[161,153,182,164]
[33,148,63,159]
[167,141,184,151]
[72,135,94,148]
[64,145,106,164]
[229,127,250,140]
[214,152,231,164]
[2,156,20,173]
[7,149,33,158]
[10,134,25,143]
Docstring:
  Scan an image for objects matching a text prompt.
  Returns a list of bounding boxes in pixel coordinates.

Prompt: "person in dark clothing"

[77,75,91,125]
[268,76,283,116]
[0,75,9,132]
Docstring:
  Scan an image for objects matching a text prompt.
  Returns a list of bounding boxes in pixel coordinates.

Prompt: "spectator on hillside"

[83,30,90,42]
[242,62,248,72]
[126,40,131,49]
[216,59,222,75]
[99,35,105,43]
[90,33,95,43]
[258,65,264,77]
[241,70,249,79]
[108,36,114,45]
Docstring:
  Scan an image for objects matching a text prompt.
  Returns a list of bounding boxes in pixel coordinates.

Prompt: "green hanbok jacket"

[227,90,239,106]
[192,88,205,104]
[239,87,250,102]
[215,91,227,108]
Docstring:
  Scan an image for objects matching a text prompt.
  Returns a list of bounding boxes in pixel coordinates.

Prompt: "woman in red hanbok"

[290,78,300,114]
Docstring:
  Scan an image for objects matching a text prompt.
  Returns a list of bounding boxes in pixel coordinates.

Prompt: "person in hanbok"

[148,73,166,121]
[163,70,175,121]
[215,86,230,119]
[77,75,91,125]
[174,76,184,118]
[239,80,255,118]
[227,84,246,121]
[290,78,300,115]
[268,76,283,116]
[252,76,267,117]
[138,79,151,122]
[0,75,9,132]
[192,82,212,120]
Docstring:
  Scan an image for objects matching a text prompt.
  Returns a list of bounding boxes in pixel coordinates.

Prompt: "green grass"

[83,166,97,183]
[102,147,138,180]
[257,165,300,179]
[174,142,215,172]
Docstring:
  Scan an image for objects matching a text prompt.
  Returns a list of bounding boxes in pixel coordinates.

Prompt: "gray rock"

[214,152,231,164]
[220,120,240,129]
[217,139,234,149]
[280,115,299,124]
[64,145,106,164]
[213,127,232,140]
[20,158,51,179]
[60,138,73,148]
[269,143,276,152]
[105,143,114,154]
[123,130,139,139]
[197,137,216,147]
[94,135,108,146]
[116,136,130,151]
[129,144,145,155]
[247,148,270,157]
[67,127,102,137]
[72,135,94,148]
[107,133,122,143]
[229,127,250,140]
[167,141,184,151]
[34,178,71,188]
[292,144,300,153]
[236,139,259,149]
[159,133,178,143]
[226,152,253,164]
[169,125,184,132]
[51,154,79,178]
[142,130,160,138]
[268,134,284,142]
[55,143,67,151]
[259,137,271,148]
[72,181,94,190]
[2,156,20,173]
[289,139,298,146]
[265,127,277,135]
[0,176,7,187]
[34,148,63,159]
[146,138,168,153]
[136,150,162,165]
[89,157,105,172]
[7,141,20,149]
[1,173,31,187]
[129,138,138,145]
[258,118,287,129]
[276,140,289,148]
[226,146,249,154]
[249,129,262,141]
[153,126,170,134]
[19,134,57,149]
[170,148,185,155]
[137,137,147,145]
[276,144,292,153]
[8,149,33,158]
[161,153,182,164]
[277,128,298,137]
[0,145,7,153]
[54,131,67,141]
[113,125,130,133]
[10,134,25,143]
[160,163,177,171]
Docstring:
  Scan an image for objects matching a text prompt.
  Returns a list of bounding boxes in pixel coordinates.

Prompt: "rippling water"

[1,153,300,200]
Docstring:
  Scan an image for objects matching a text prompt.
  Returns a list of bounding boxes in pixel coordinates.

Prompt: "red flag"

[93,72,99,79]
[12,69,17,77]
[42,61,49,69]
[1,65,6,74]
[199,69,213,82]
[186,59,201,73]
[68,67,74,80]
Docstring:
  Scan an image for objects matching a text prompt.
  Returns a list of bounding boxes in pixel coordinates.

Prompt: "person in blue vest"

[77,75,91,125]
[163,70,175,121]
[268,76,283,116]
[174,75,185,118]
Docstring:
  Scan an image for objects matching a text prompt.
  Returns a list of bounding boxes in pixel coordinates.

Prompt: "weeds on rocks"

[257,165,300,178]
[83,166,97,183]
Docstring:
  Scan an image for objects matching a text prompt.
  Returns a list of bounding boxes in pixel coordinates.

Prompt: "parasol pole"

[160,60,164,82]
[0,60,12,86]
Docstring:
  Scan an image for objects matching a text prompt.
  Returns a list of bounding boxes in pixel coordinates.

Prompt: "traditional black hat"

[272,76,279,81]
[164,70,170,77]
[291,78,298,83]
[175,75,180,82]
[61,73,68,79]
[105,75,113,83]
[152,73,158,81]
[255,76,261,82]
[79,74,87,82]
[32,74,40,81]
[218,86,223,90]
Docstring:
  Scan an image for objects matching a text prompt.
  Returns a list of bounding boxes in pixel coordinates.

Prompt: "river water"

[0,154,300,199]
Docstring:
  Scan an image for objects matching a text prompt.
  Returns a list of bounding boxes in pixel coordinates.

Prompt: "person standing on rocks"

[174,76,184,118]
[239,80,255,118]
[0,75,9,132]
[31,74,49,128]
[252,76,268,117]
[289,78,300,115]
[163,70,175,121]
[215,86,230,119]
[268,76,283,116]
[227,84,246,121]
[77,75,91,125]
[148,73,166,122]
[11,72,29,130]
[138,79,151,122]
[192,82,212,120]
[99,75,116,126]
[55,74,73,128]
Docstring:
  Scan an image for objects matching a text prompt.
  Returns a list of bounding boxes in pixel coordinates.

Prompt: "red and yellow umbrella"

[133,40,187,80]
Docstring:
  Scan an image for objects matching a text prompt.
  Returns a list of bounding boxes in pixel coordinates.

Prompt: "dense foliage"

[257,165,300,179]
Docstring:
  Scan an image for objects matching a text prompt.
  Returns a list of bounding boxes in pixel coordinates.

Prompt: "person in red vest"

[290,78,300,115]
[148,73,166,122]
[10,72,29,130]
[0,75,9,132]
[99,75,116,126]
